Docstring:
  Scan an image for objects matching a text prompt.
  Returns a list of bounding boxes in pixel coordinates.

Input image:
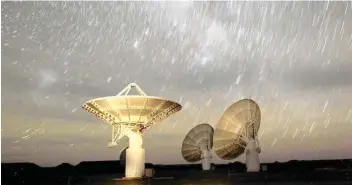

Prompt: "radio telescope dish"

[181,123,214,170]
[82,83,182,178]
[120,147,127,167]
[213,99,261,172]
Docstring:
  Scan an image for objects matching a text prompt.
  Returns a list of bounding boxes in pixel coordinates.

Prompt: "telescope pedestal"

[245,138,260,172]
[125,132,145,178]
[201,149,212,171]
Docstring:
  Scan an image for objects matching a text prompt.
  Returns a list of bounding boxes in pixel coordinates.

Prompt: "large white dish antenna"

[181,123,214,170]
[213,99,261,172]
[82,83,182,178]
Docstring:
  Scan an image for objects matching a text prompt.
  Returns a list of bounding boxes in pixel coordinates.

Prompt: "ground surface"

[72,180,352,185]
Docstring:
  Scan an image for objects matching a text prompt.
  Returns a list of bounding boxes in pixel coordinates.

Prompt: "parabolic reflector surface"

[181,123,214,163]
[213,99,261,160]
[82,95,182,132]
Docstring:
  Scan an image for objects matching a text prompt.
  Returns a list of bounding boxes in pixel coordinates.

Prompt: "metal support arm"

[108,124,129,148]
[117,83,147,96]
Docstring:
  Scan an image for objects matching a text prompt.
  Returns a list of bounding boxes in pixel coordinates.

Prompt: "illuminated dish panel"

[213,99,261,160]
[82,95,182,133]
[181,123,214,163]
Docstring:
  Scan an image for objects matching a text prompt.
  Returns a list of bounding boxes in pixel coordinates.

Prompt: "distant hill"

[2,159,352,185]
[3,159,351,176]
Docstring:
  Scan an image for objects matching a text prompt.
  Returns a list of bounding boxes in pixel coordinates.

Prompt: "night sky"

[2,1,352,167]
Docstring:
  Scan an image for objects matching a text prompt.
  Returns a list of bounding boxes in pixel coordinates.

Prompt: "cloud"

[1,1,352,166]
[283,63,352,91]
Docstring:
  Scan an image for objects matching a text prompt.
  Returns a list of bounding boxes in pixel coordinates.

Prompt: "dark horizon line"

[2,158,352,168]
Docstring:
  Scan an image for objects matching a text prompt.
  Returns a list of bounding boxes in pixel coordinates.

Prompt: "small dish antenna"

[181,123,214,170]
[213,99,261,172]
[82,83,182,178]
